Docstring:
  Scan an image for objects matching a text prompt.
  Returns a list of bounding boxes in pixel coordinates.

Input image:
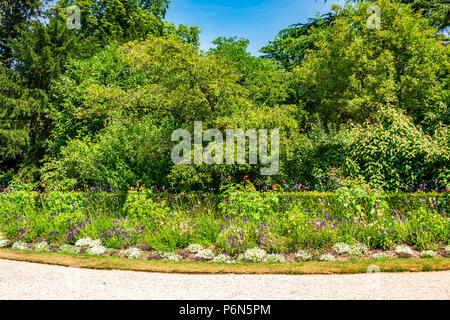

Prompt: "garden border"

[1,249,449,275]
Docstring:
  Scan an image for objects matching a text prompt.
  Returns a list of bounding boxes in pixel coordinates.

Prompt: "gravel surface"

[0,259,449,300]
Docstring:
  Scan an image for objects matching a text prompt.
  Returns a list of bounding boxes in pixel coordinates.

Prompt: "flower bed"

[1,236,448,264]
[0,183,448,263]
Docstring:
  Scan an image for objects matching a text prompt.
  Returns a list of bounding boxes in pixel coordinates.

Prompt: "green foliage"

[288,122,351,190]
[0,65,45,177]
[0,0,448,200]
[163,21,201,46]
[0,0,45,68]
[260,13,334,70]
[47,35,245,154]
[55,0,169,45]
[123,190,171,224]
[42,115,176,190]
[293,0,449,125]
[256,221,291,253]
[141,213,193,251]
[190,217,221,246]
[209,36,290,107]
[216,216,258,255]
[218,183,279,221]
[335,183,388,222]
[0,184,448,252]
[344,107,449,191]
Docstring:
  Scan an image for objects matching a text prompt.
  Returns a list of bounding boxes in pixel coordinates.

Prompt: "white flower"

[212,254,234,264]
[0,239,10,248]
[156,251,182,261]
[167,253,182,262]
[125,247,142,259]
[445,245,450,254]
[243,247,267,263]
[348,247,363,259]
[373,252,387,260]
[59,244,72,252]
[332,243,351,254]
[187,244,204,254]
[348,244,368,259]
[70,246,81,254]
[319,253,336,261]
[264,254,285,263]
[420,250,436,258]
[395,245,413,256]
[12,241,28,251]
[75,237,102,248]
[195,249,214,260]
[294,250,313,262]
[0,233,5,240]
[352,243,369,253]
[86,245,107,255]
[32,241,49,252]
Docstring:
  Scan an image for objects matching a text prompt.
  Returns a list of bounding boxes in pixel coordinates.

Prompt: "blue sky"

[165,0,347,55]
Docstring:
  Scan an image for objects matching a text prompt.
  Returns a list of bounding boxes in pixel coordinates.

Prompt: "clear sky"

[165,0,347,55]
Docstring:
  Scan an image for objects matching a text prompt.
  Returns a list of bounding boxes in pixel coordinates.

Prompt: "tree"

[324,0,449,31]
[292,0,449,125]
[11,15,87,91]
[163,21,201,47]
[55,0,170,45]
[264,0,449,70]
[209,37,290,107]
[0,0,46,68]
[404,0,450,31]
[9,14,90,172]
[260,13,334,71]
[1,0,174,180]
[46,35,245,154]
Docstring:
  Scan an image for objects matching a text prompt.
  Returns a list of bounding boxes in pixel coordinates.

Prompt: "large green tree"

[263,0,449,70]
[292,0,449,125]
[56,0,170,45]
[260,13,334,71]
[0,0,46,68]
[46,35,245,155]
[1,0,177,181]
[209,37,290,107]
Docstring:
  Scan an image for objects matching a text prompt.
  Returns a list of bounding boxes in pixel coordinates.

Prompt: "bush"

[123,190,171,225]
[218,183,279,221]
[344,107,449,191]
[243,247,267,262]
[190,217,221,246]
[41,116,176,191]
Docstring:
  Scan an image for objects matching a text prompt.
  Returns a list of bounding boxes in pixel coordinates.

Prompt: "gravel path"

[0,259,449,300]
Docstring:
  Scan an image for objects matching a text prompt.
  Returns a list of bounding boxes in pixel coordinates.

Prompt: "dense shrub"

[41,116,176,190]
[344,107,449,191]
[1,182,448,252]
